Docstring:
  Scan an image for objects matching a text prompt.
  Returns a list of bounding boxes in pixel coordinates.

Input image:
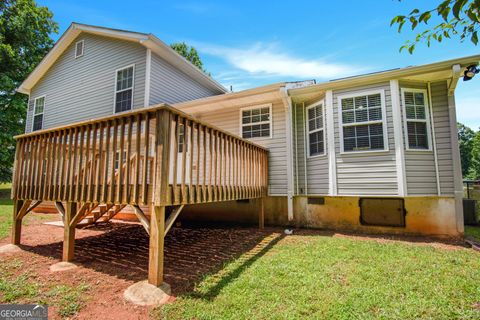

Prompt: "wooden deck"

[10,103,269,286]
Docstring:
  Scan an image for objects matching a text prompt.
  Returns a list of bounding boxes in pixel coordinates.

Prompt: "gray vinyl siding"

[149,53,221,105]
[25,33,146,133]
[431,81,454,195]
[333,82,398,195]
[400,81,437,195]
[293,102,329,195]
[190,99,288,195]
[400,80,454,196]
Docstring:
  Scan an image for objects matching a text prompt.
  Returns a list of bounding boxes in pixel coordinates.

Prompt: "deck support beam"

[259,198,265,229]
[133,205,150,235]
[148,205,166,286]
[62,202,77,262]
[12,200,27,245]
[164,205,184,236]
[11,200,41,245]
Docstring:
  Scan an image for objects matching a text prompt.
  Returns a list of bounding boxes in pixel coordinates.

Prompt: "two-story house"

[15,23,480,239]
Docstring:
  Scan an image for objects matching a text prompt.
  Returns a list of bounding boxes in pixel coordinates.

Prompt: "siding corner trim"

[390,80,407,196]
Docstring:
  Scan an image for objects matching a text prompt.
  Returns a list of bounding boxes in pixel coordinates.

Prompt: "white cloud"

[196,42,365,80]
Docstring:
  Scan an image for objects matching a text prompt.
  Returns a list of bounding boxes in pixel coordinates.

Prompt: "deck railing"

[11,104,269,207]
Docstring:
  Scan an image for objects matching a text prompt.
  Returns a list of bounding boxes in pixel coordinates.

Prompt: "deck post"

[259,197,265,229]
[62,202,77,262]
[11,199,24,244]
[148,205,166,286]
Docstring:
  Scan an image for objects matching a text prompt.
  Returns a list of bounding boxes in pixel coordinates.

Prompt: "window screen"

[307,104,325,156]
[403,90,430,150]
[340,92,386,152]
[241,106,271,138]
[115,66,134,113]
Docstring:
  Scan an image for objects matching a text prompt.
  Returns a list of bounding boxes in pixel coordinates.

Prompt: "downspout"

[294,103,299,195]
[144,48,152,107]
[302,102,308,195]
[427,82,441,195]
[280,87,295,222]
[448,64,464,234]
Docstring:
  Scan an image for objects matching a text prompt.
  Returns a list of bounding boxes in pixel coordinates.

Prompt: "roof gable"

[18,23,227,94]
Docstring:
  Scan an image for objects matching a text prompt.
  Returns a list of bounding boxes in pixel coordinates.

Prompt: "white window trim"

[305,101,326,159]
[31,95,46,132]
[338,89,389,154]
[113,64,135,114]
[401,88,433,152]
[75,40,84,58]
[239,104,273,139]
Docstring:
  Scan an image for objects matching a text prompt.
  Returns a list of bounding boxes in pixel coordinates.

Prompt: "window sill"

[339,149,390,156]
[307,153,327,160]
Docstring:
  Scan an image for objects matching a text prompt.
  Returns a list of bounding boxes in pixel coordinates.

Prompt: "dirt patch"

[0,214,277,319]
[0,214,472,319]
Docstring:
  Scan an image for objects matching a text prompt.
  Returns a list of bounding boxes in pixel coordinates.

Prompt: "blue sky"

[38,0,480,129]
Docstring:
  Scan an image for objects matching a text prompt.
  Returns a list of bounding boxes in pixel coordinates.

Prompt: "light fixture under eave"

[463,64,479,81]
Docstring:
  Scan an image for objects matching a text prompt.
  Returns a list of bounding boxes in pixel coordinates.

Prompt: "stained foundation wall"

[33,195,459,237]
[293,196,459,237]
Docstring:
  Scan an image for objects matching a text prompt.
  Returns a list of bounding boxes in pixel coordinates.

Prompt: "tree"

[468,130,480,179]
[0,0,58,183]
[458,122,476,176]
[170,42,207,73]
[391,0,480,53]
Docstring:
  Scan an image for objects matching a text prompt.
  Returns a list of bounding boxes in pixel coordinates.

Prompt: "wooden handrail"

[11,104,269,206]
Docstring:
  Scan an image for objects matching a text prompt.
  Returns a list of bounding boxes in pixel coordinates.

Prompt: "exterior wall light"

[463,65,479,81]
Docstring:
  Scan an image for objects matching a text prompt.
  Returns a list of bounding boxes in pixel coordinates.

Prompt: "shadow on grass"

[19,221,283,295]
[188,231,285,301]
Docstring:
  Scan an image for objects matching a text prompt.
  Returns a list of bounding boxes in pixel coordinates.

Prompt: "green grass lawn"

[0,183,13,239]
[156,234,480,320]
[465,226,480,242]
[0,183,479,319]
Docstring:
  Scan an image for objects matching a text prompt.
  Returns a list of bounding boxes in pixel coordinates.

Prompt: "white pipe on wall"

[427,82,441,196]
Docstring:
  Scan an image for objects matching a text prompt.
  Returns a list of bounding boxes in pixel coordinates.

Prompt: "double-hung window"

[401,89,431,150]
[306,103,325,157]
[240,105,272,139]
[32,96,45,131]
[339,90,387,152]
[114,65,134,113]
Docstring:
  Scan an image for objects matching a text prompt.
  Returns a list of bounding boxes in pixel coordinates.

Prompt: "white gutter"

[325,90,337,195]
[280,87,295,221]
[427,82,441,195]
[447,65,465,234]
[144,48,152,107]
[294,103,299,195]
[302,103,308,195]
[289,54,480,97]
[390,80,407,196]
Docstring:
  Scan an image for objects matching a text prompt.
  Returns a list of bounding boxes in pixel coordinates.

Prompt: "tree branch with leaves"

[391,0,480,53]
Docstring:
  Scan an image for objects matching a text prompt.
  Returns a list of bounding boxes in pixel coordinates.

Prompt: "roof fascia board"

[18,23,227,95]
[174,83,285,111]
[288,54,480,96]
[143,37,227,93]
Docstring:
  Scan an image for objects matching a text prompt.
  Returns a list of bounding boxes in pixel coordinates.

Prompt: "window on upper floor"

[32,96,45,131]
[240,104,272,139]
[75,40,84,58]
[114,65,134,113]
[306,102,325,157]
[339,90,388,153]
[401,89,431,150]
